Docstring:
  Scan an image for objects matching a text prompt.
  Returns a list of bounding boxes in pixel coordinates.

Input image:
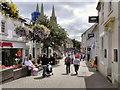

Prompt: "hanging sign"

[17,49,21,57]
[0,42,13,47]
[89,16,98,23]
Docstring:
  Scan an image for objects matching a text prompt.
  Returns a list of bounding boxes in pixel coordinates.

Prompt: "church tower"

[36,3,39,12]
[40,3,44,17]
[50,5,57,24]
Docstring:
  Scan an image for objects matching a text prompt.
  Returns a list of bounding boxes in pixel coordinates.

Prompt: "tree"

[36,15,68,56]
[72,39,81,49]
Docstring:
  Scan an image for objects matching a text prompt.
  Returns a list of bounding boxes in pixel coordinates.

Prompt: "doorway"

[107,30,112,77]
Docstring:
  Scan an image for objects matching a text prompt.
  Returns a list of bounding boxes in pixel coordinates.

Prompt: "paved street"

[2,58,114,88]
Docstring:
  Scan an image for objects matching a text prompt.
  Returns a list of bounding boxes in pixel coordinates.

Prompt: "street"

[2,57,114,89]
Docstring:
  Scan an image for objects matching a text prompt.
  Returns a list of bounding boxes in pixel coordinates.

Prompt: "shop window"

[114,49,118,62]
[1,21,6,33]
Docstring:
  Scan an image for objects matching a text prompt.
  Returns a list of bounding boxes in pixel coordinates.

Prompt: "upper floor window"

[109,0,113,12]
[1,21,6,33]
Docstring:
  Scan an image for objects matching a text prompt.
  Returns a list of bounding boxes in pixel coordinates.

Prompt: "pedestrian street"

[2,58,114,89]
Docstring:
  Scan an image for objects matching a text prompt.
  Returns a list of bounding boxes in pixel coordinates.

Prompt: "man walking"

[64,54,72,74]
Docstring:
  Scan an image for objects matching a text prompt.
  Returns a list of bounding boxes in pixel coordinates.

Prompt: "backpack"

[65,57,71,65]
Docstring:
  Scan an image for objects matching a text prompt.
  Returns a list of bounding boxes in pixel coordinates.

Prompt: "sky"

[12,0,99,41]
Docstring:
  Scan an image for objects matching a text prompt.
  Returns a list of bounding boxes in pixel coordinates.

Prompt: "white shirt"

[73,58,80,65]
[25,60,33,67]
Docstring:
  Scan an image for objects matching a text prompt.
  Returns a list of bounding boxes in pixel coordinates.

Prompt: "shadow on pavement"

[61,73,68,75]
[70,74,77,76]
[34,76,45,80]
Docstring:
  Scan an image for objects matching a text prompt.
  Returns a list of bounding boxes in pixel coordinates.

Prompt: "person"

[73,55,80,75]
[64,54,72,74]
[71,53,75,64]
[29,54,32,60]
[37,54,43,64]
[94,56,98,71]
[24,57,34,76]
[41,54,49,77]
[82,53,85,61]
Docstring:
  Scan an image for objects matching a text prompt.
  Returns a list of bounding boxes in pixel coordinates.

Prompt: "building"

[0,13,28,66]
[96,0,120,86]
[81,24,99,61]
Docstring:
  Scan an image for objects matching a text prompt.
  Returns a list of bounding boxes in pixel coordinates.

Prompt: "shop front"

[0,41,27,66]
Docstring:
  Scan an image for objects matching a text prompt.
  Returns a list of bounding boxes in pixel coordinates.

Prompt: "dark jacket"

[41,56,49,65]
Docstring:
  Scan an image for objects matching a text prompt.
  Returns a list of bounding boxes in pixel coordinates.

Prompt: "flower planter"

[0,67,14,83]
[13,66,28,80]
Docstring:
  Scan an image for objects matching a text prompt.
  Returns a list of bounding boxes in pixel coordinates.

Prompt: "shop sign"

[89,16,98,23]
[0,42,13,47]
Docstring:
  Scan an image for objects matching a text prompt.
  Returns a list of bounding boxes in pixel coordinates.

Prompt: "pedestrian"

[82,53,85,61]
[29,54,32,60]
[24,57,34,76]
[73,55,80,75]
[41,54,49,77]
[64,54,72,74]
[71,53,75,64]
[94,56,98,71]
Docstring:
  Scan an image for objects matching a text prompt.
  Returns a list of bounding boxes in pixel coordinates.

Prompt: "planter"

[13,66,28,80]
[0,67,14,82]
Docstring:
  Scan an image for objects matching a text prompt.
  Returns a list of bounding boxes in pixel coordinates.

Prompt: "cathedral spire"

[50,5,57,24]
[52,5,55,18]
[40,3,44,17]
[36,3,39,12]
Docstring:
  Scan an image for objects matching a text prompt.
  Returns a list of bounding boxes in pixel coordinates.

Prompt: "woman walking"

[73,56,80,75]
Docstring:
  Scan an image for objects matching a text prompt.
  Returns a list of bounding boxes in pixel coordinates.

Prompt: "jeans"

[66,65,70,74]
[42,66,47,77]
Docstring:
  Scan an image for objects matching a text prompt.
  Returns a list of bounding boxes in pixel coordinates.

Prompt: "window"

[109,0,113,12]
[100,37,104,49]
[101,3,104,23]
[1,21,5,33]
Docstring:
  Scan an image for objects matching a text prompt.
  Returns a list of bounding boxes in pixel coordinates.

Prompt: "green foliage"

[13,61,19,65]
[72,39,81,49]
[32,59,37,64]
[36,15,68,50]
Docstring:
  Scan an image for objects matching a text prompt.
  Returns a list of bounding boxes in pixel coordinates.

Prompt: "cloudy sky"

[13,0,99,41]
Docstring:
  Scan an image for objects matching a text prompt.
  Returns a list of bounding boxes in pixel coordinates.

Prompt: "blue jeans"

[42,66,47,77]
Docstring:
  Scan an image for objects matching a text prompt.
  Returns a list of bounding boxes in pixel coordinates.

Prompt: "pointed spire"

[52,5,55,17]
[36,3,39,12]
[50,5,57,24]
[40,3,44,17]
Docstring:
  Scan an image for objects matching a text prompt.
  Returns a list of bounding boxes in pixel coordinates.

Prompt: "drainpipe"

[118,1,120,88]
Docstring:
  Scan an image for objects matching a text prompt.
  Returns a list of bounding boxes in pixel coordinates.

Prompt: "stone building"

[81,24,99,61]
[96,0,120,87]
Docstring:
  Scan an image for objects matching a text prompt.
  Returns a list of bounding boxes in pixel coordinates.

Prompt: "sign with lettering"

[0,42,13,47]
[89,16,98,23]
[88,34,94,38]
